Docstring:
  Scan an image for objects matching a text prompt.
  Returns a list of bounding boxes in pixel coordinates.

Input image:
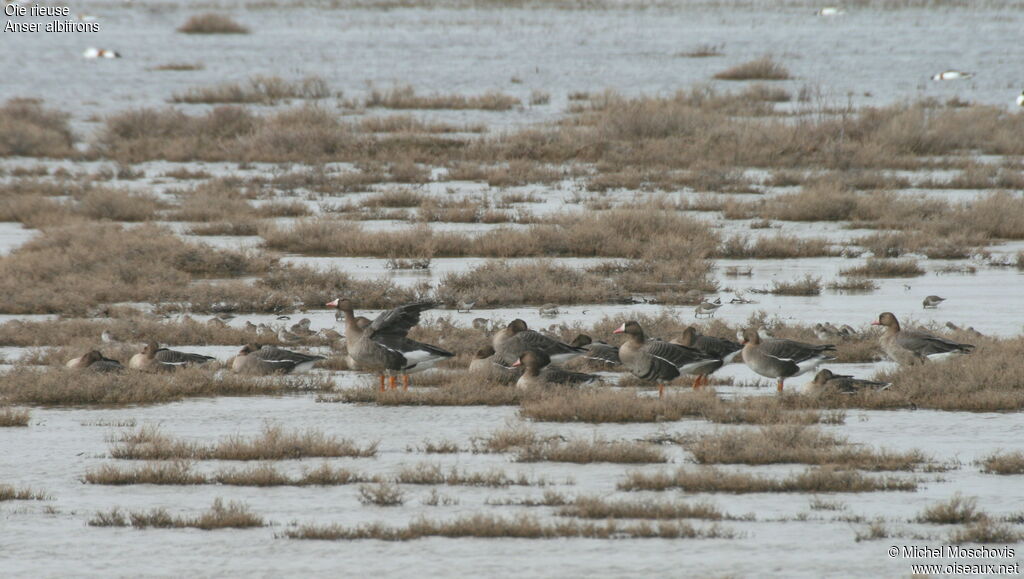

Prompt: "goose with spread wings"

[328,298,453,390]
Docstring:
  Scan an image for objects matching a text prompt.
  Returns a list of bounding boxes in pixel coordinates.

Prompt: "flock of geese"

[64,299,976,398]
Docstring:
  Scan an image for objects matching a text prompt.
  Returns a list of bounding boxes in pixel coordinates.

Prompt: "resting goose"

[807,369,890,395]
[83,47,120,59]
[231,344,324,375]
[129,342,215,371]
[922,295,946,309]
[328,298,453,390]
[670,326,742,388]
[872,312,974,364]
[931,70,972,81]
[468,345,519,384]
[492,319,585,367]
[614,321,720,397]
[569,334,621,367]
[740,329,836,392]
[512,350,599,389]
[66,350,124,372]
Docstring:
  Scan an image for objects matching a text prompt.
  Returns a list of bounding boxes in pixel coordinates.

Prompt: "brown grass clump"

[618,467,917,493]
[718,234,837,258]
[714,56,790,80]
[0,223,273,315]
[84,461,376,486]
[841,258,925,278]
[557,496,730,521]
[520,389,718,423]
[948,519,1024,543]
[515,438,667,464]
[83,461,205,485]
[0,484,49,501]
[358,483,406,506]
[764,275,822,296]
[89,498,263,530]
[979,451,1024,475]
[873,336,1024,412]
[110,424,377,460]
[0,367,330,407]
[365,85,520,111]
[436,261,614,306]
[916,494,984,525]
[0,406,30,427]
[0,99,75,157]
[177,13,249,34]
[329,379,522,407]
[827,277,879,292]
[285,514,733,541]
[395,463,548,487]
[687,426,930,471]
[172,76,330,104]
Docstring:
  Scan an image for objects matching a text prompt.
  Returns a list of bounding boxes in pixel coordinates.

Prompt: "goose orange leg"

[776,379,784,393]
[658,383,665,398]
[402,374,409,391]
[379,375,386,392]
[692,376,701,390]
[389,375,398,390]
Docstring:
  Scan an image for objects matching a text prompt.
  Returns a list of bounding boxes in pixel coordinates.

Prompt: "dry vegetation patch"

[841,258,925,278]
[618,467,917,493]
[687,426,931,471]
[109,424,376,460]
[178,13,249,34]
[557,497,734,521]
[948,519,1024,543]
[0,484,49,501]
[0,406,30,427]
[89,498,263,530]
[713,56,791,80]
[916,494,985,525]
[84,461,377,486]
[326,378,522,407]
[0,367,330,407]
[285,514,733,541]
[365,85,520,111]
[172,76,330,105]
[514,438,667,464]
[0,99,75,157]
[979,451,1024,475]
[395,462,550,487]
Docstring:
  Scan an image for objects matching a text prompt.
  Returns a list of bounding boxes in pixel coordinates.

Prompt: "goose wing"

[896,330,973,356]
[368,301,437,338]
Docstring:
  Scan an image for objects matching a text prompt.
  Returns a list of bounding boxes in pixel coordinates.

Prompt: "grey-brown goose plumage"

[468,345,519,384]
[807,369,890,395]
[740,329,835,392]
[569,334,621,367]
[872,312,974,364]
[328,298,453,390]
[66,350,124,372]
[129,342,215,371]
[492,319,585,366]
[512,350,599,389]
[613,321,720,397]
[231,344,325,375]
[670,326,743,388]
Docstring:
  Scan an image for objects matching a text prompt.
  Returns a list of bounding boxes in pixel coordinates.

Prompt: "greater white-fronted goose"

[468,345,519,384]
[328,298,453,390]
[740,329,836,392]
[814,323,843,342]
[290,318,315,337]
[512,350,599,390]
[694,298,722,319]
[492,319,585,367]
[922,295,946,309]
[569,334,621,367]
[807,369,890,395]
[66,350,124,372]
[614,321,720,397]
[670,326,743,388]
[872,312,974,364]
[231,344,325,375]
[129,342,215,371]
